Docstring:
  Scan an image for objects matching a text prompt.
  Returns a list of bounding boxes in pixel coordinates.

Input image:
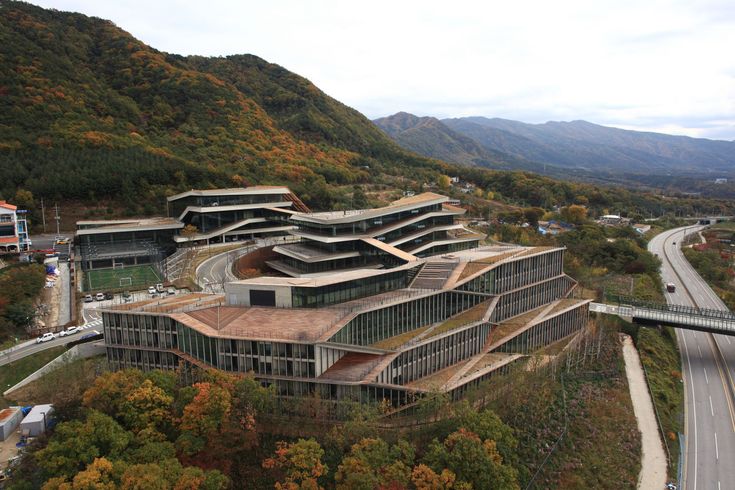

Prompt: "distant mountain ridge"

[374,113,735,176]
[373,112,537,170]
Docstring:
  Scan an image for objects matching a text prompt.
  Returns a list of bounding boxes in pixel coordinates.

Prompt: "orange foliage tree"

[262,438,328,490]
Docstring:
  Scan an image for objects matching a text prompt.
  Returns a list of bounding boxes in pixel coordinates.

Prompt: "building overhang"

[290,193,448,225]
[176,201,293,221]
[167,186,292,202]
[76,221,184,236]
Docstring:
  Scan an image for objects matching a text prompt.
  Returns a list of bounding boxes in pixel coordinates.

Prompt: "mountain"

[373,112,513,168]
[0,1,449,212]
[1,2,731,217]
[442,117,735,175]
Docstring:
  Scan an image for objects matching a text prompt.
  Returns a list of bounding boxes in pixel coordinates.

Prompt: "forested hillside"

[0,1,732,218]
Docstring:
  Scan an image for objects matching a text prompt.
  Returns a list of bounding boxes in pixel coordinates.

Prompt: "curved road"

[196,249,240,293]
[649,225,735,490]
[195,237,299,292]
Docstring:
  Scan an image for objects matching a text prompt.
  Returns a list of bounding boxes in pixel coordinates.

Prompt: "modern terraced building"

[102,243,589,407]
[267,192,483,277]
[167,186,309,244]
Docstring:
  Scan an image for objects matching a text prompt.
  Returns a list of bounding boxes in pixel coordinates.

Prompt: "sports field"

[84,264,161,291]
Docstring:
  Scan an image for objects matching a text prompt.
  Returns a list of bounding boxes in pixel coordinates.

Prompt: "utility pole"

[54,203,60,238]
[41,198,46,233]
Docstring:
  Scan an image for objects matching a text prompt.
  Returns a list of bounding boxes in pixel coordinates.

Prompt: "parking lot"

[81,287,190,324]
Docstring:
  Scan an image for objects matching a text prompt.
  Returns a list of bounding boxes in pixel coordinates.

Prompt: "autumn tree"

[36,411,132,479]
[263,438,328,490]
[422,429,519,490]
[453,404,520,471]
[334,438,414,490]
[411,464,458,490]
[177,382,232,455]
[82,369,146,418]
[13,188,35,212]
[41,457,117,490]
[560,204,588,224]
[522,207,546,227]
[121,379,174,435]
[181,224,199,238]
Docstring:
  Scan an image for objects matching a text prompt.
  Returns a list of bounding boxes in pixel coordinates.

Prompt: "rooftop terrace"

[76,217,183,234]
[290,192,448,224]
[172,306,347,342]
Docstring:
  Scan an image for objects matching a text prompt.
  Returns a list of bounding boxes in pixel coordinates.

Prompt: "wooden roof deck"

[172,306,347,342]
[318,352,382,382]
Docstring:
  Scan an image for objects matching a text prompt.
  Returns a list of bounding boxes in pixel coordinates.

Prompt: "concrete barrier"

[0,339,36,357]
[3,341,106,396]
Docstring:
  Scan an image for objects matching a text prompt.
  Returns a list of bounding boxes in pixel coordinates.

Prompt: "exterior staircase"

[409,261,457,289]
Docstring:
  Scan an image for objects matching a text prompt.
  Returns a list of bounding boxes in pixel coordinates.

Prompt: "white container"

[0,406,22,441]
[19,404,54,437]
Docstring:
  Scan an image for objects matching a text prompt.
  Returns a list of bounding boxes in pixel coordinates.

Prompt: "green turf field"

[84,264,161,291]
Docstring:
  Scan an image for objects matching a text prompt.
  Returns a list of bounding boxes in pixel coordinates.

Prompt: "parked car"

[59,326,81,337]
[122,291,132,300]
[36,332,55,344]
[148,286,157,295]
[83,294,94,303]
[155,283,165,293]
[95,292,105,301]
[167,287,176,295]
[104,292,113,300]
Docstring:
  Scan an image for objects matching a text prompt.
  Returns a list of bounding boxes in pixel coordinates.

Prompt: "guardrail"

[605,293,735,321]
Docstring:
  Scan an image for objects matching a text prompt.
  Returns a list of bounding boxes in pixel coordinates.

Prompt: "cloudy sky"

[32,0,735,140]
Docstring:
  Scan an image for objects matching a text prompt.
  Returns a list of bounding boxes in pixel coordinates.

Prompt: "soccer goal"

[119,277,133,287]
[113,262,125,270]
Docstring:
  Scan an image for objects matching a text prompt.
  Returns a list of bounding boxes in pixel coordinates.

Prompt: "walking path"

[621,334,667,490]
[58,262,70,325]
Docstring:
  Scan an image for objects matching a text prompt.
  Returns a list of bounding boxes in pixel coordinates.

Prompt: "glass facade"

[494,249,564,293]
[102,244,590,409]
[378,322,492,385]
[291,269,412,308]
[294,203,443,238]
[490,275,573,323]
[169,193,289,219]
[329,291,487,346]
[493,305,588,355]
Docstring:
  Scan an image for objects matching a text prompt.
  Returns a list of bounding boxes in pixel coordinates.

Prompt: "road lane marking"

[682,332,698,490]
[678,330,691,490]
[710,396,715,417]
[715,432,719,460]
[698,343,702,358]
[705,367,709,384]
[706,335,735,433]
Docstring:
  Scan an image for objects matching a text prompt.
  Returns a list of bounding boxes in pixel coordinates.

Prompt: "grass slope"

[0,345,66,406]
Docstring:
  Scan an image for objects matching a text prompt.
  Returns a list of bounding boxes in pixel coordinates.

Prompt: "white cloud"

[30,0,735,140]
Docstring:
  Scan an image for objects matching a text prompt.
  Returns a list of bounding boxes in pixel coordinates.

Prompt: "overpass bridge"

[591,295,735,336]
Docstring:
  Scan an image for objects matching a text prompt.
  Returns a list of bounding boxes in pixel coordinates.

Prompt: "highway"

[649,225,735,490]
